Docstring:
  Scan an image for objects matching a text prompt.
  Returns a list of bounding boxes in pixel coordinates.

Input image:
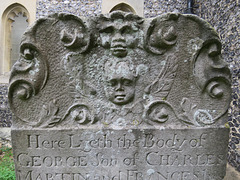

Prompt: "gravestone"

[9,11,231,180]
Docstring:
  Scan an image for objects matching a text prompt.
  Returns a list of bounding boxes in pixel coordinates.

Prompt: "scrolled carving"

[61,29,86,48]
[8,39,49,126]
[9,43,48,112]
[145,13,179,55]
[8,12,231,128]
[11,81,34,100]
[191,41,231,124]
[58,13,91,53]
[205,81,224,98]
[178,96,228,127]
[194,109,214,126]
[22,48,34,60]
[193,41,231,97]
[143,101,177,124]
[62,104,95,125]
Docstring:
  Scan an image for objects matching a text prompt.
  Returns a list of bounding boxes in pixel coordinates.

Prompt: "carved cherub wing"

[145,55,178,99]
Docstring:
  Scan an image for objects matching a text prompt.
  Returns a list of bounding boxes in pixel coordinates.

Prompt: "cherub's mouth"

[111,44,127,51]
[111,45,128,57]
[111,47,126,51]
[115,94,126,100]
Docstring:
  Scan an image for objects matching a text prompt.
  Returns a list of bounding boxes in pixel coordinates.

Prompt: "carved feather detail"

[34,99,61,128]
[145,55,178,99]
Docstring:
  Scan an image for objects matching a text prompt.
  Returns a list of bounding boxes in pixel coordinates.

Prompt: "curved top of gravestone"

[8,11,231,129]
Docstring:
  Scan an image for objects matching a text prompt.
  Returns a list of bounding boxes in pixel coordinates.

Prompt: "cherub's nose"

[116,82,124,91]
[112,32,125,42]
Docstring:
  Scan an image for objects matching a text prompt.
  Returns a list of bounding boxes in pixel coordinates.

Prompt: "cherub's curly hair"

[97,11,144,30]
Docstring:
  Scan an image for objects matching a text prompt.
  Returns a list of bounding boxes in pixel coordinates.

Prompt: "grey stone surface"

[0,84,12,127]
[12,128,229,179]
[8,12,231,128]
[8,11,231,178]
[0,0,236,172]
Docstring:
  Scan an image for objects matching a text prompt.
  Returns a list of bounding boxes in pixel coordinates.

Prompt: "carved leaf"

[178,114,193,124]
[36,100,62,128]
[63,53,97,99]
[148,55,178,99]
[178,97,197,125]
[181,97,191,112]
[63,53,85,98]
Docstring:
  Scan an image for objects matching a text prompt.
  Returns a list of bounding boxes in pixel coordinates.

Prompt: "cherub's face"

[99,20,139,57]
[104,64,136,105]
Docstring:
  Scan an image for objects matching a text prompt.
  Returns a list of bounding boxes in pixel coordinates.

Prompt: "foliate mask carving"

[97,13,144,57]
[9,12,231,128]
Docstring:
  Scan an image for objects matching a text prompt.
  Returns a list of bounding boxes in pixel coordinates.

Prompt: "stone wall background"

[36,0,102,18]
[0,84,12,127]
[0,0,239,172]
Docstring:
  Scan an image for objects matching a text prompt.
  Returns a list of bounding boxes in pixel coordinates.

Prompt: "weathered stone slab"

[12,128,229,180]
[8,11,231,180]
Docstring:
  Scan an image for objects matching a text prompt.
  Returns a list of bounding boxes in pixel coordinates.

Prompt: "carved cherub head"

[104,60,137,105]
[97,11,143,57]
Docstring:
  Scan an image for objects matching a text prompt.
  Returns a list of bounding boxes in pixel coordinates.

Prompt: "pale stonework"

[101,0,144,16]
[13,128,229,180]
[0,0,36,75]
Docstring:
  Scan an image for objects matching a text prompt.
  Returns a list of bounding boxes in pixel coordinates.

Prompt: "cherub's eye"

[123,79,133,86]
[109,79,117,86]
[101,26,114,34]
[121,26,132,35]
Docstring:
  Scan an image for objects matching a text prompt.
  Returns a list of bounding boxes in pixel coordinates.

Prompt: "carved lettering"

[143,133,207,151]
[91,152,117,167]
[16,169,215,180]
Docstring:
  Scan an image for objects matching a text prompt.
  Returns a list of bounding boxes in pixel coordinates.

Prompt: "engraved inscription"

[13,129,228,180]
